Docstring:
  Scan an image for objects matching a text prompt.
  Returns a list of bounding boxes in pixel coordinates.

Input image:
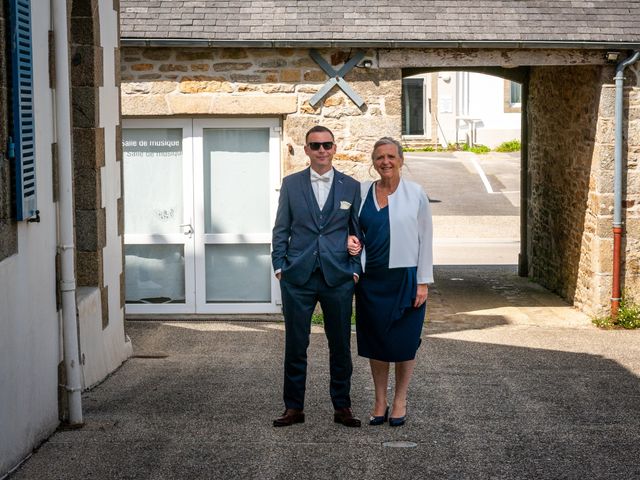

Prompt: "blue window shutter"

[9,0,36,221]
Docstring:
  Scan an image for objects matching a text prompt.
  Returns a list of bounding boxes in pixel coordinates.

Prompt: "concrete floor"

[10,153,640,479]
[9,264,640,480]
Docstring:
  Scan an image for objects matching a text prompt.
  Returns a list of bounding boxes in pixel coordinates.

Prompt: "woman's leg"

[369,359,390,416]
[391,359,416,418]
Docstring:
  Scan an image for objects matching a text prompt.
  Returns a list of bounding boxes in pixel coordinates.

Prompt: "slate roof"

[120,1,640,47]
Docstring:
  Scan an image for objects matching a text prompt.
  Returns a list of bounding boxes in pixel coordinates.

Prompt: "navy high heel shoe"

[389,407,407,427]
[368,406,389,426]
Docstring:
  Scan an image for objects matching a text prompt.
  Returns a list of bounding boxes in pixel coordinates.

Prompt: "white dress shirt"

[310,168,334,210]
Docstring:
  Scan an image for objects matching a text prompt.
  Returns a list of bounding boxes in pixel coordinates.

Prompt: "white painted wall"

[1,1,130,475]
[466,72,520,148]
[407,72,521,148]
[435,71,459,146]
[0,2,60,474]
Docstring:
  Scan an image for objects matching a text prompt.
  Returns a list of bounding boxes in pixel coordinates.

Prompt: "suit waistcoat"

[313,179,336,272]
[272,167,362,287]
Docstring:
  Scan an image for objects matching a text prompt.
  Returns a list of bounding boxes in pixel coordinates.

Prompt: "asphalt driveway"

[10,264,640,480]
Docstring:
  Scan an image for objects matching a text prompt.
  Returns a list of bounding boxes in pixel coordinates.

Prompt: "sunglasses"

[307,141,334,151]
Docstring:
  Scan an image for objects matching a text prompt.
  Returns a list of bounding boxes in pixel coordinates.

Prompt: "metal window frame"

[402,77,426,136]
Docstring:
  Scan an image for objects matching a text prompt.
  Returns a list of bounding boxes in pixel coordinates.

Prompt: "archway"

[400,67,529,277]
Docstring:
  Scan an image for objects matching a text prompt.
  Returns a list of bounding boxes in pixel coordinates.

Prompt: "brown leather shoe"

[273,408,305,427]
[334,407,361,427]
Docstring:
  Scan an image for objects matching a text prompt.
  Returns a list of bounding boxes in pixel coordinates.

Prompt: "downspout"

[53,0,83,424]
[518,72,529,277]
[612,50,640,318]
[454,71,463,144]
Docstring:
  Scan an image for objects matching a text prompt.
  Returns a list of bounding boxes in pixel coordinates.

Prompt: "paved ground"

[405,151,521,265]
[10,265,640,480]
[10,152,639,479]
[403,151,521,216]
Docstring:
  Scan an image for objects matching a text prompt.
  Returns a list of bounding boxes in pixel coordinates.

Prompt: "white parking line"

[469,156,494,193]
[404,153,519,196]
[434,238,520,244]
[404,154,460,163]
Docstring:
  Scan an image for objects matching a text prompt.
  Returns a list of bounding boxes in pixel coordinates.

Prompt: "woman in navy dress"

[349,137,433,426]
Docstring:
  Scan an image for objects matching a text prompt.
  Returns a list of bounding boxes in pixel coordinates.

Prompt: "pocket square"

[340,201,351,210]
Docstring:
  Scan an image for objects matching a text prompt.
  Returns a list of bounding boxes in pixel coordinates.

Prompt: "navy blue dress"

[355,185,426,362]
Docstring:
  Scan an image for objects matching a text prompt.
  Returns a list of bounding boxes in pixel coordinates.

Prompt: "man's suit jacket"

[272,167,362,287]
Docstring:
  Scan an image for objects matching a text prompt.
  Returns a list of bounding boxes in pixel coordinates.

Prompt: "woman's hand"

[347,235,362,256]
[414,283,428,308]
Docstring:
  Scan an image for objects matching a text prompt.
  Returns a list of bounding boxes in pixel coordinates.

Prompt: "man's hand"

[275,272,281,280]
[347,235,362,256]
[413,284,428,308]
[353,274,359,284]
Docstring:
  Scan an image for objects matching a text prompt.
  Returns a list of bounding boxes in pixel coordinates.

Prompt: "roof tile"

[120,0,640,44]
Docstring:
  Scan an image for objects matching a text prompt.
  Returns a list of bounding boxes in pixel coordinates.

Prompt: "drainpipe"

[518,73,529,278]
[612,50,640,318]
[53,0,83,425]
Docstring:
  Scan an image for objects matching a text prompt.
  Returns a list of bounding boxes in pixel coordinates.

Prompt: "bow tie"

[311,171,331,183]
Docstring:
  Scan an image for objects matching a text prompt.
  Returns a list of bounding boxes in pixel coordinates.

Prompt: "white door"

[193,118,281,313]
[122,118,281,315]
[122,119,195,314]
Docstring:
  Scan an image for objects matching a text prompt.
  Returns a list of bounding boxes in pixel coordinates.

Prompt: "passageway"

[404,150,521,266]
[400,69,524,272]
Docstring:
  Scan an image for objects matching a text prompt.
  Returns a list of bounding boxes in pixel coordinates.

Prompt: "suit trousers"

[280,270,355,410]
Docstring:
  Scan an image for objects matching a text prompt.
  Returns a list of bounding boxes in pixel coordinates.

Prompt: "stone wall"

[71,0,131,388]
[120,45,640,317]
[624,67,640,305]
[120,47,401,178]
[528,64,640,316]
[71,0,108,324]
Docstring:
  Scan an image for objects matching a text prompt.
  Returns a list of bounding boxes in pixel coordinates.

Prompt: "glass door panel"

[194,118,280,313]
[203,129,271,234]
[123,128,184,234]
[204,244,271,302]
[124,244,186,303]
[122,119,195,314]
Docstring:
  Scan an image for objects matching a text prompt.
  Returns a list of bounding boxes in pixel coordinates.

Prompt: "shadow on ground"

[428,265,590,334]
[11,265,640,479]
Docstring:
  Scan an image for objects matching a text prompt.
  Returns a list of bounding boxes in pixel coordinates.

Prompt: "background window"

[504,80,522,113]
[510,82,522,106]
[402,78,425,136]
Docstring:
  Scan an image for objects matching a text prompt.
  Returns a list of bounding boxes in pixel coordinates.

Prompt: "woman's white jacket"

[359,178,434,284]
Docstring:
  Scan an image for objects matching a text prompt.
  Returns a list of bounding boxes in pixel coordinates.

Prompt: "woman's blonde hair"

[371,137,404,161]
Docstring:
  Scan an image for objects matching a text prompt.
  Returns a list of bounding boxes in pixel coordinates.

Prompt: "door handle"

[179,223,194,236]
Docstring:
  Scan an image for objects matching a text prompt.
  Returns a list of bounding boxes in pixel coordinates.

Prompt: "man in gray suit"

[272,125,362,427]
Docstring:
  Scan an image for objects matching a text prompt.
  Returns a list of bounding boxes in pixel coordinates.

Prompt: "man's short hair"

[305,125,335,143]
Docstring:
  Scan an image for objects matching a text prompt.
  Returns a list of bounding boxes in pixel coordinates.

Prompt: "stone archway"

[400,66,530,277]
[526,64,617,315]
[118,43,638,317]
[381,49,633,317]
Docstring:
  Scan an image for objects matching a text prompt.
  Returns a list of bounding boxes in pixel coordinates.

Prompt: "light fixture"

[606,51,621,63]
[358,59,373,69]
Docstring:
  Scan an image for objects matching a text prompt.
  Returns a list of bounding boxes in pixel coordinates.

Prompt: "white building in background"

[402,72,522,149]
[0,0,131,476]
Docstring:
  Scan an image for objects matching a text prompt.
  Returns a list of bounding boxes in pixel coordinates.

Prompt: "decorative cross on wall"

[309,50,365,108]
